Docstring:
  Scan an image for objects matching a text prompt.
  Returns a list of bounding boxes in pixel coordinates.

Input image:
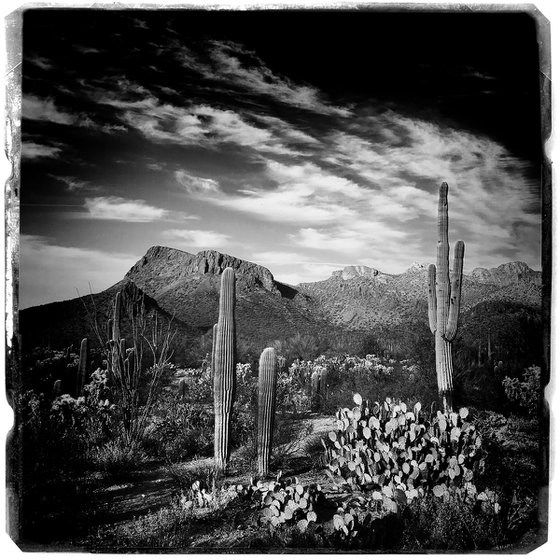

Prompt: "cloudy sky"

[19,8,543,308]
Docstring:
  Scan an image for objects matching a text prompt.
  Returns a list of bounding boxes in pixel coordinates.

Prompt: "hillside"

[123,246,341,348]
[19,280,202,354]
[299,261,542,331]
[19,246,543,369]
[19,247,343,361]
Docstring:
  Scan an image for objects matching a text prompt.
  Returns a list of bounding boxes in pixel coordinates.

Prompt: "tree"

[89,284,175,448]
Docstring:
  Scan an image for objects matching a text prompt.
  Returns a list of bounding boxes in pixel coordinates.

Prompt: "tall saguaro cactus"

[76,337,89,396]
[427,182,465,412]
[257,347,277,477]
[213,268,236,472]
[211,323,218,374]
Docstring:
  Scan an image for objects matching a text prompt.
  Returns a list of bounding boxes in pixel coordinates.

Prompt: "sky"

[17,8,544,308]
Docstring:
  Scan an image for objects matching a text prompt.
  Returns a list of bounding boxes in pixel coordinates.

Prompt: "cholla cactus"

[427,183,465,412]
[213,268,236,473]
[257,347,277,477]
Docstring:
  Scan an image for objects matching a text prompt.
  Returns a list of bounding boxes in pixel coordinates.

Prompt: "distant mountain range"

[19,246,543,368]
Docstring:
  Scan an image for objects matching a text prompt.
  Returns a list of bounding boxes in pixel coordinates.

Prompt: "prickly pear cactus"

[257,347,277,477]
[323,394,485,512]
[213,268,236,472]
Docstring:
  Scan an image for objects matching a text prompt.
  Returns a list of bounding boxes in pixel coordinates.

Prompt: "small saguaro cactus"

[178,378,187,399]
[53,379,62,397]
[311,367,327,412]
[256,347,278,477]
[107,290,123,376]
[311,370,320,412]
[319,367,328,408]
[213,268,236,473]
[427,182,465,412]
[76,337,89,396]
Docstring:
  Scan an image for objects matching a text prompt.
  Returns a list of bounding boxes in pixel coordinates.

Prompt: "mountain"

[471,262,542,286]
[298,260,541,331]
[19,279,202,354]
[123,247,340,347]
[20,247,343,361]
[19,245,543,368]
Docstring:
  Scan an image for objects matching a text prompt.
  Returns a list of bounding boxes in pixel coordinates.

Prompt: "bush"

[88,438,149,474]
[502,365,540,415]
[401,490,504,550]
[144,396,214,462]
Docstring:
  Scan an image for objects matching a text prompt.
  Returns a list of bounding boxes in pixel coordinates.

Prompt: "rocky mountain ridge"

[127,246,280,295]
[326,260,541,288]
[19,246,543,363]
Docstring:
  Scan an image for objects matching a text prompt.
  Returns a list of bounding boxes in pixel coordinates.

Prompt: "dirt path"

[61,413,335,543]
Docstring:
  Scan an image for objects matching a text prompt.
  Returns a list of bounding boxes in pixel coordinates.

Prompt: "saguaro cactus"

[311,370,320,412]
[428,182,465,412]
[76,337,89,396]
[108,291,122,375]
[178,378,187,399]
[211,323,218,374]
[53,379,62,397]
[213,268,236,472]
[310,367,327,412]
[256,347,277,477]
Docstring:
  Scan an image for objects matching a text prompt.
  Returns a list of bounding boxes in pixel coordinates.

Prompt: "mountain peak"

[126,245,279,294]
[406,262,430,273]
[332,265,380,280]
[470,261,540,286]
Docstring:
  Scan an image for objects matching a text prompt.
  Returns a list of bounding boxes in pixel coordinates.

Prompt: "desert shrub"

[19,369,117,475]
[502,365,541,415]
[277,360,313,413]
[400,489,504,550]
[88,437,149,474]
[145,396,214,462]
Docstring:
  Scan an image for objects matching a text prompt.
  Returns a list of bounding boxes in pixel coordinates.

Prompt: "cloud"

[50,175,93,192]
[22,142,62,159]
[179,40,351,116]
[177,161,364,224]
[323,110,541,267]
[162,228,231,248]
[252,251,314,267]
[22,95,77,125]
[251,251,347,285]
[84,196,169,222]
[20,235,137,308]
[273,263,343,286]
[26,55,53,70]
[102,95,311,156]
[175,171,222,197]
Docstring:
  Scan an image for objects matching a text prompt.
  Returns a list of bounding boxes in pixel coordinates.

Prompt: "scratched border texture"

[3,1,552,553]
